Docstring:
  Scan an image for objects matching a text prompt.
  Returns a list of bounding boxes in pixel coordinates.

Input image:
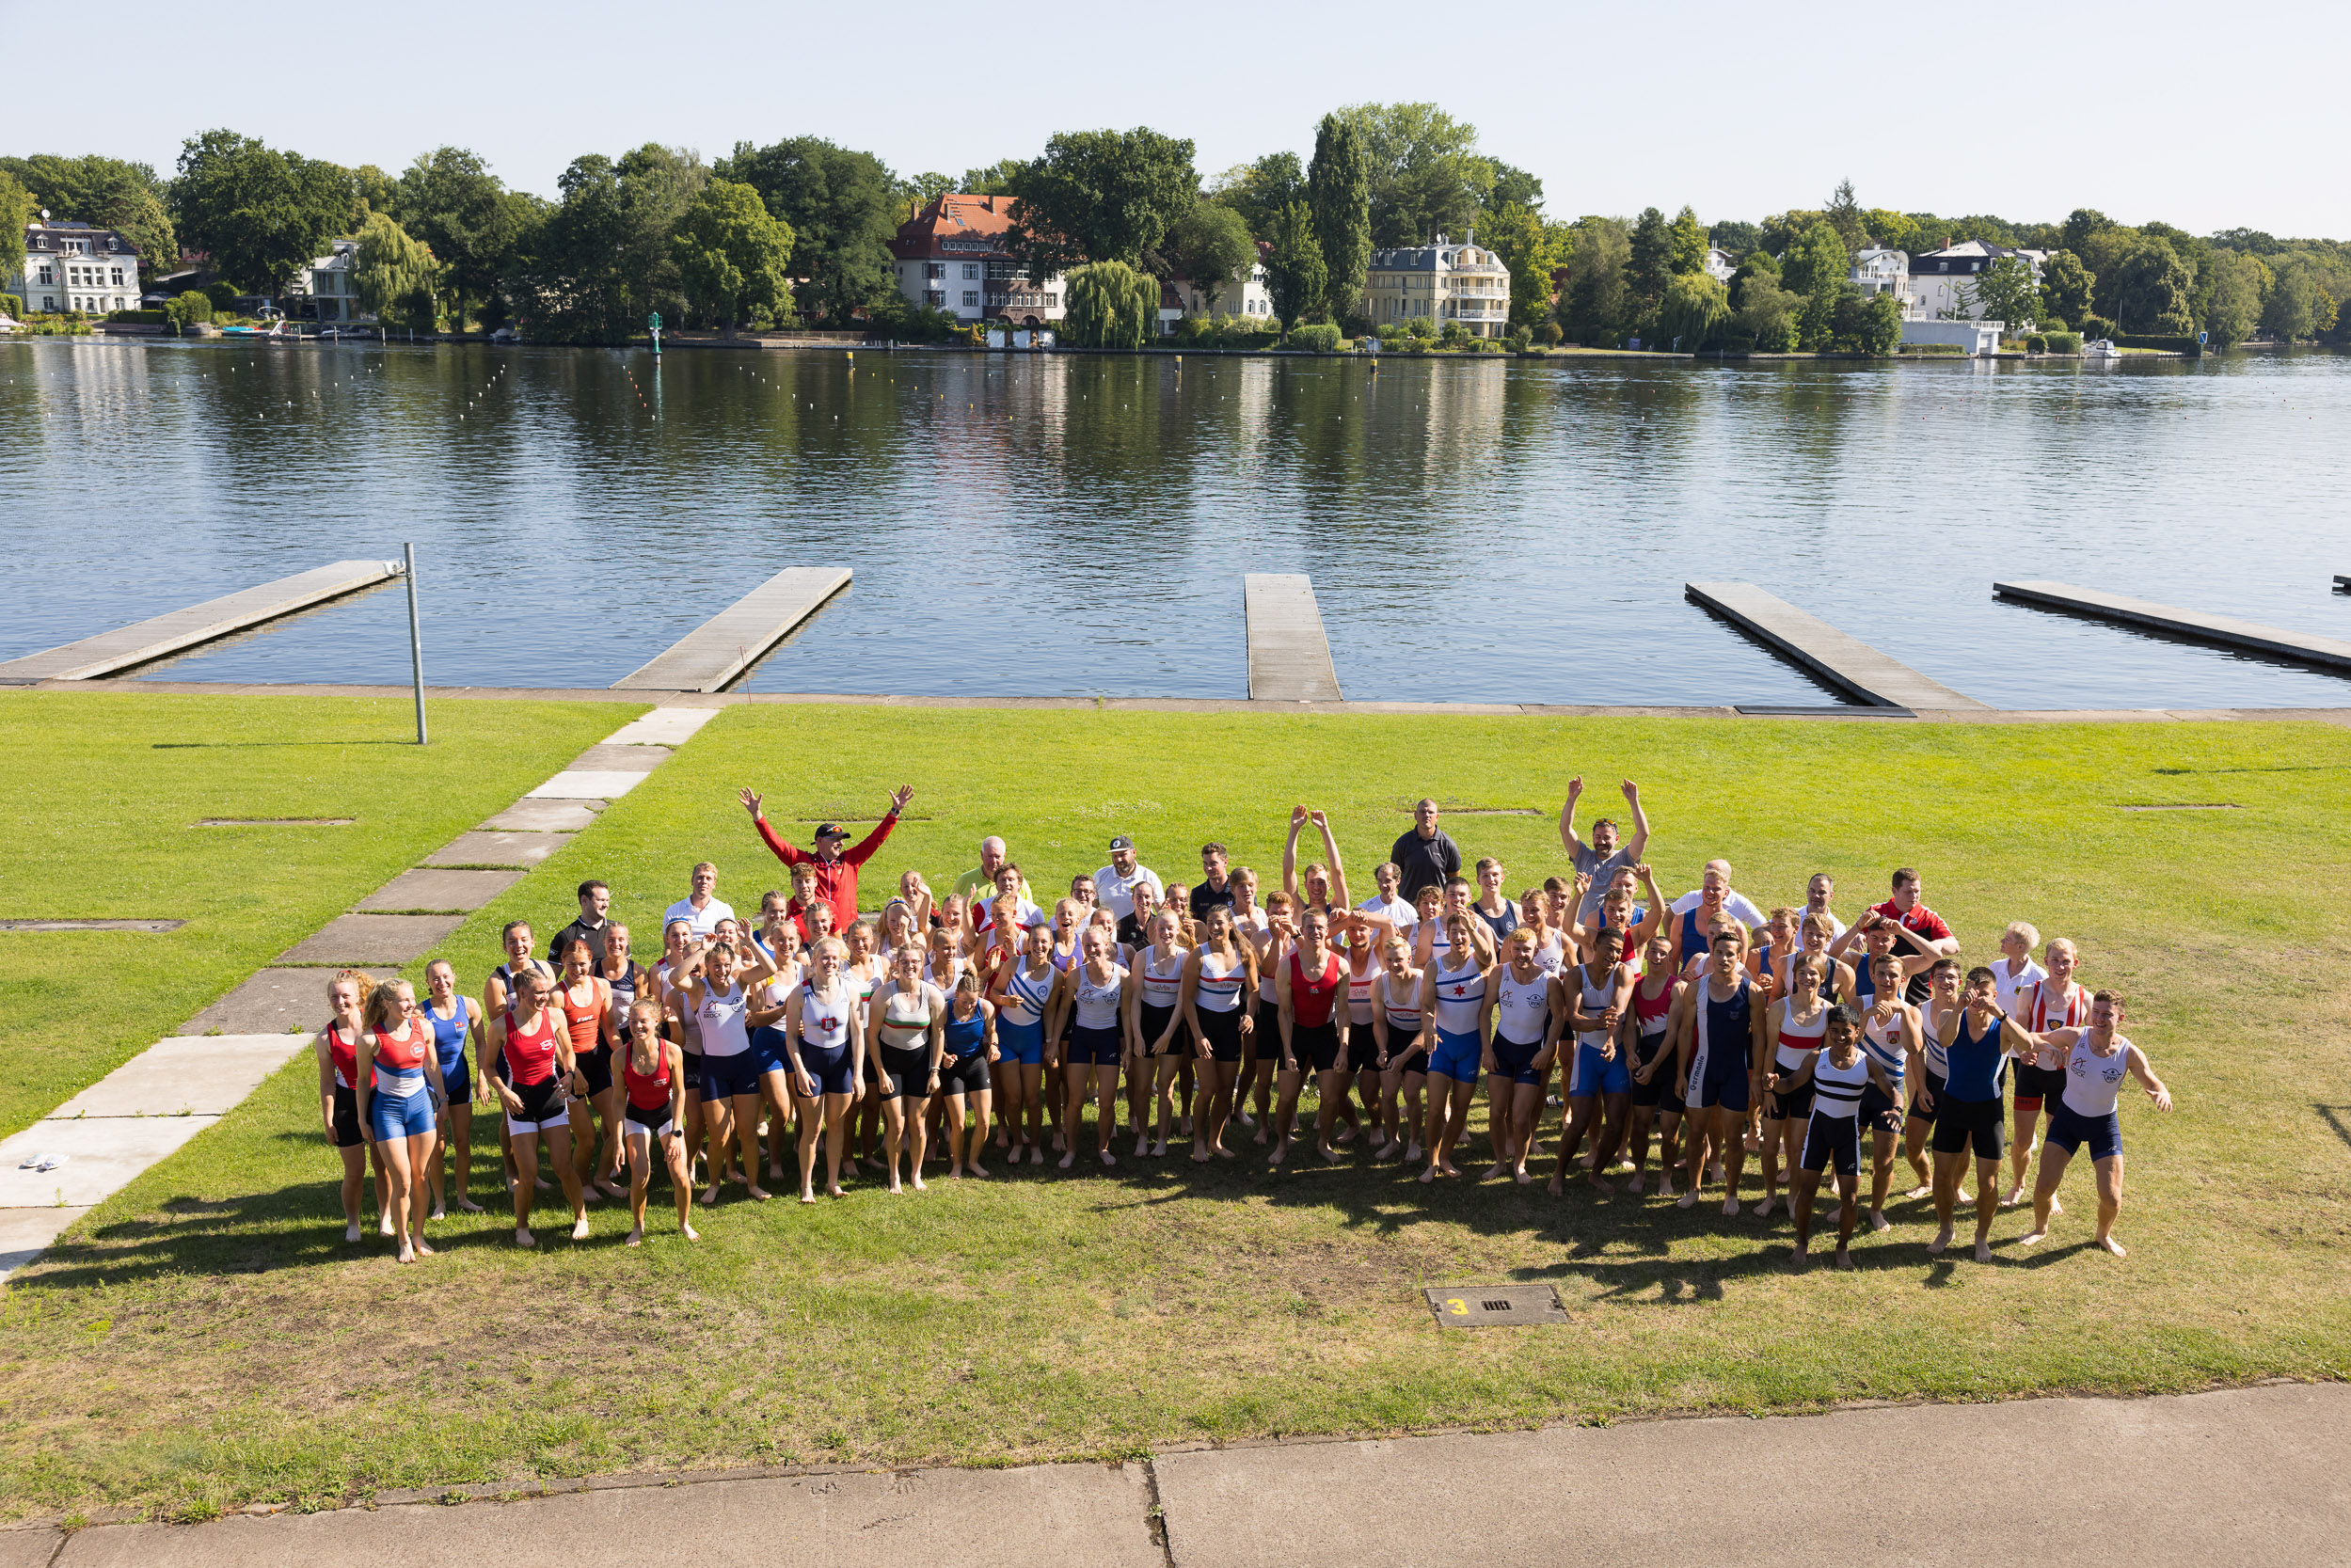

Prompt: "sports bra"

[1195,950,1247,1013]
[1430,954,1486,1034]
[503,1007,563,1086]
[1073,965,1124,1030]
[1774,995,1831,1069]
[798,980,854,1052]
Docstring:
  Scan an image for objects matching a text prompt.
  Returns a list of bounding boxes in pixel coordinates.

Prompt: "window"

[924,262,945,280]
[1044,293,1056,308]
[961,291,978,308]
[924,290,945,307]
[40,295,53,310]
[111,268,124,286]
[962,263,978,280]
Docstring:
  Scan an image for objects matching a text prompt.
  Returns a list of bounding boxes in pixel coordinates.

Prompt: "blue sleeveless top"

[427,997,472,1079]
[1944,1011,2008,1101]
[944,1005,988,1060]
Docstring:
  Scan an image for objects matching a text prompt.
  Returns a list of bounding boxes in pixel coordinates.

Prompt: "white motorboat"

[2083,339,2122,360]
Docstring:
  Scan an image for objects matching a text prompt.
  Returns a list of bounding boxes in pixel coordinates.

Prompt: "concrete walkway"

[9,1384,2342,1565]
[0,705,723,1279]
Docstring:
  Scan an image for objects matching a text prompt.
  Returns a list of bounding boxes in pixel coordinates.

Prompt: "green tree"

[170,130,354,293]
[351,163,398,220]
[1163,201,1256,313]
[1626,206,1671,316]
[1856,291,1903,355]
[1062,259,1157,348]
[615,143,709,325]
[1708,218,1762,260]
[1331,103,1491,245]
[715,137,899,322]
[905,171,954,214]
[1735,275,1800,351]
[958,159,1023,196]
[1204,152,1303,241]
[1656,271,1729,350]
[353,211,437,327]
[1667,205,1708,276]
[2261,255,2328,340]
[2039,249,2095,327]
[394,148,525,331]
[1729,248,1779,309]
[1004,127,1198,273]
[2203,249,2268,347]
[1861,207,1919,253]
[505,148,700,343]
[1758,209,1824,257]
[0,171,32,291]
[669,179,793,333]
[1780,220,1851,350]
[2112,236,2194,334]
[1308,113,1372,326]
[2059,208,2111,256]
[0,154,177,274]
[1483,162,1544,215]
[1555,214,1629,343]
[1483,201,1563,333]
[1972,255,2040,329]
[1822,179,1866,254]
[1263,201,1326,329]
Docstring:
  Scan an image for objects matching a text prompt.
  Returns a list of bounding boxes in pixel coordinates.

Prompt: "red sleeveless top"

[1289,950,1342,1028]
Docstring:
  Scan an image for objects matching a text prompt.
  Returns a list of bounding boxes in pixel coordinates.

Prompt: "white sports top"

[2059,1032,2133,1117]
[999,960,1054,1027]
[1430,953,1486,1034]
[695,983,750,1059]
[1575,962,1623,1049]
[1494,964,1549,1045]
[1920,1001,1955,1077]
[1774,995,1831,1069]
[1140,946,1185,1008]
[1073,964,1125,1030]
[1346,957,1378,1023]
[798,979,854,1052]
[1862,1004,1908,1082]
[875,981,943,1048]
[1195,949,1247,1013]
[1809,1049,1869,1119]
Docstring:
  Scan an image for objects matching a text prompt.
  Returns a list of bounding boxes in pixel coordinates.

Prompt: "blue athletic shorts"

[751,1025,792,1075]
[1692,1049,1751,1115]
[1428,1026,1482,1084]
[797,1040,854,1097]
[2043,1101,2121,1163]
[998,1017,1044,1067]
[369,1086,435,1141]
[437,1052,469,1099]
[701,1051,760,1101]
[1490,1034,1545,1087]
[1569,1037,1630,1098]
[1067,1024,1122,1067]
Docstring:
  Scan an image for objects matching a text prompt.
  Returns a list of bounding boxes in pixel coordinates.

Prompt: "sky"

[5,0,2340,239]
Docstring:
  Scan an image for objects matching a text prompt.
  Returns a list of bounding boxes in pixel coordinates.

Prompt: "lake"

[5,338,2348,708]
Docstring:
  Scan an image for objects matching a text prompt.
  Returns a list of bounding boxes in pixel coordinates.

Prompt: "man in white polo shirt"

[663,860,735,938]
[1092,834,1162,921]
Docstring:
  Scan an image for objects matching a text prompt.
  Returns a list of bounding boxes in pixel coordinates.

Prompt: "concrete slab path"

[527,770,654,800]
[422,832,574,868]
[8,1385,2339,1566]
[0,708,715,1279]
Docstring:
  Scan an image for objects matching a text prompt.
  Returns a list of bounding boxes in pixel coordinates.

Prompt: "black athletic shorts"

[1931,1094,2008,1159]
[1140,1003,1184,1057]
[1292,1021,1342,1073]
[879,1042,931,1101]
[1767,1071,1815,1121]
[1857,1081,1903,1134]
[576,1043,613,1099]
[1628,1034,1682,1113]
[1198,1006,1245,1063]
[330,1085,364,1148]
[1906,1069,1946,1125]
[1800,1113,1862,1176]
[1345,1022,1380,1072]
[2012,1061,2066,1105]
[938,1053,990,1096]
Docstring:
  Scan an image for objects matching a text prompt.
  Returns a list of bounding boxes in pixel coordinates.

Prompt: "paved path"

[0,705,722,1278]
[8,1384,2341,1565]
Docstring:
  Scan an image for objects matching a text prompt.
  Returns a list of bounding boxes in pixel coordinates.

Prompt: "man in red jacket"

[739,784,913,932]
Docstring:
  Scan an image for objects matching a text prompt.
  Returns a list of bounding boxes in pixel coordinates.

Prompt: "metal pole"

[404,542,427,745]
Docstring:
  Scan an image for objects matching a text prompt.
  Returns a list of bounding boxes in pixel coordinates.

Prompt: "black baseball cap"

[1108,834,1135,851]
[815,822,846,839]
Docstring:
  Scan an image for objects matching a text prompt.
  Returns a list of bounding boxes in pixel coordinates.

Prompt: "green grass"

[4,703,2350,1519]
[0,691,637,1137]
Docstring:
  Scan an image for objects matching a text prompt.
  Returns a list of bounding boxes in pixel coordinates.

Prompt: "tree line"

[3,125,2345,351]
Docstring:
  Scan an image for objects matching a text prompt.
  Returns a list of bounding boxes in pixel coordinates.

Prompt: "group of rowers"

[316,777,2171,1271]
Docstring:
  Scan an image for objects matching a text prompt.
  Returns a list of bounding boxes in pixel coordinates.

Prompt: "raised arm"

[1281,807,1308,902]
[1557,775,1588,858]
[1311,809,1350,908]
[843,786,913,868]
[741,788,812,868]
[1621,780,1650,859]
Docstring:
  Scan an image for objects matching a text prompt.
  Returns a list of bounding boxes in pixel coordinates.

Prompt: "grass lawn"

[0,691,637,1138]
[4,704,2348,1519]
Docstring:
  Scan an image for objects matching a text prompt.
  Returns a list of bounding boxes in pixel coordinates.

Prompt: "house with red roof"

[888,193,1070,325]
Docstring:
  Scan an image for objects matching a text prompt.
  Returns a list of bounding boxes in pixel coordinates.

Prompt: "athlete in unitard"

[2006,935,2082,1208]
[1755,953,1834,1219]
[867,942,947,1192]
[1181,904,1257,1163]
[1373,936,1427,1164]
[485,967,588,1247]
[671,934,781,1207]
[1418,912,1488,1182]
[985,920,1056,1166]
[1552,921,1634,1196]
[1623,931,1686,1197]
[1132,907,1193,1158]
[935,970,998,1179]
[1272,905,1350,1166]
[1857,952,1929,1228]
[552,938,617,1209]
[1767,1005,1898,1272]
[420,958,485,1217]
[356,977,446,1263]
[783,935,866,1202]
[616,997,697,1244]
[1924,963,2032,1263]
[2009,990,2172,1258]
[1056,927,1130,1169]
[1673,923,1764,1216]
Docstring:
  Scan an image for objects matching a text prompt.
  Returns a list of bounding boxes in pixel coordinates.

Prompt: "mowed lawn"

[4,704,2349,1520]
[0,691,634,1138]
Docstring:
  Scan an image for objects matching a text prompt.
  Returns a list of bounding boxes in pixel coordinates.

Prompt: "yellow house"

[1361,231,1510,337]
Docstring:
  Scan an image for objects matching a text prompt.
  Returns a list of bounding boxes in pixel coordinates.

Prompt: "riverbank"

[2,691,2344,1519]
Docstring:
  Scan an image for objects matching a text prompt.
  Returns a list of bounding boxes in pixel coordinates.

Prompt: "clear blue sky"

[8,0,2337,238]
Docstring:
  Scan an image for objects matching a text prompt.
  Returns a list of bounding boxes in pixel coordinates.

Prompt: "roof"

[22,221,138,258]
[1911,240,2048,274]
[890,193,1020,261]
[1366,234,1508,275]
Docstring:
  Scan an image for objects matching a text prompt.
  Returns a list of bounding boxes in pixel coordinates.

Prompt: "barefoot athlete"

[1768,1005,1897,1273]
[1623,932,1684,1196]
[868,942,946,1193]
[1058,927,1129,1169]
[1272,905,1349,1166]
[1859,953,1929,1228]
[1418,912,1486,1183]
[672,934,780,1206]
[2007,935,2082,1206]
[1478,926,1554,1184]
[1183,904,1256,1161]
[485,967,587,1247]
[420,959,484,1217]
[936,972,998,1179]
[1552,922,1633,1196]
[1674,922,1762,1216]
[2010,990,2173,1257]
[618,999,697,1243]
[1926,962,2029,1264]
[357,977,446,1264]
[1755,953,1833,1220]
[1373,936,1426,1164]
[784,935,865,1202]
[987,920,1056,1166]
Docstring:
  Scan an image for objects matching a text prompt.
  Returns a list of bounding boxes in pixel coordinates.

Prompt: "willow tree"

[353,211,437,328]
[1656,271,1729,351]
[1064,260,1157,348]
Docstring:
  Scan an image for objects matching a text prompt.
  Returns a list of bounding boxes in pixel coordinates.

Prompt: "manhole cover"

[1423,1285,1568,1328]
[0,919,184,933]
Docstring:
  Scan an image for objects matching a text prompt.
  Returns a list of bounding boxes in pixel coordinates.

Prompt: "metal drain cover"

[1423,1285,1569,1328]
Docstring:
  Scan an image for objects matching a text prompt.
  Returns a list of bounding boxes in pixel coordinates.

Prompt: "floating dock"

[612,567,850,692]
[1994,580,2351,674]
[1245,574,1342,703]
[1686,581,1989,710]
[0,559,402,683]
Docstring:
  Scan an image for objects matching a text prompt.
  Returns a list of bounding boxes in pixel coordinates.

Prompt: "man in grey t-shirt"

[1560,776,1650,923]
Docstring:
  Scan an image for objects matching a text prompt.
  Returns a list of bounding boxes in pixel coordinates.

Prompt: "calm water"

[5,338,2349,708]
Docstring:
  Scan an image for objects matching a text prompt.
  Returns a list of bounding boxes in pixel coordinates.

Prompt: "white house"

[1705,246,1737,284]
[8,220,141,314]
[886,193,1069,325]
[1167,245,1276,329]
[1360,231,1512,337]
[1907,239,2046,324]
[1899,317,2004,356]
[1851,247,1911,313]
[282,239,369,322]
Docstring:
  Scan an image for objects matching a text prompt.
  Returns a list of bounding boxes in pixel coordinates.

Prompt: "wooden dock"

[612,567,850,692]
[1245,574,1342,703]
[0,559,401,683]
[1994,580,2351,673]
[1687,581,1989,710]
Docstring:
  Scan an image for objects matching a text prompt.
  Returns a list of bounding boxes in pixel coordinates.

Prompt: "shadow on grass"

[2314,1103,2351,1154]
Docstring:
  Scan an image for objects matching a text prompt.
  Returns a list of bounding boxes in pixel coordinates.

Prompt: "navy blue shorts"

[1067,1024,1122,1068]
[2043,1101,2121,1163]
[701,1051,761,1102]
[1569,1037,1629,1098]
[1491,1034,1546,1087]
[751,1025,793,1075]
[798,1040,854,1097]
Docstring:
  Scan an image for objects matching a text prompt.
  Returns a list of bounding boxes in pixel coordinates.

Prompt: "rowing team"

[313,872,2168,1270]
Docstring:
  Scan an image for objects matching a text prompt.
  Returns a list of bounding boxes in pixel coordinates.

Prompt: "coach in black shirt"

[1390,799,1461,904]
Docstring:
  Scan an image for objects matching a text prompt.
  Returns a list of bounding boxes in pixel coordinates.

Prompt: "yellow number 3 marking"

[1446,1298,1469,1316]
